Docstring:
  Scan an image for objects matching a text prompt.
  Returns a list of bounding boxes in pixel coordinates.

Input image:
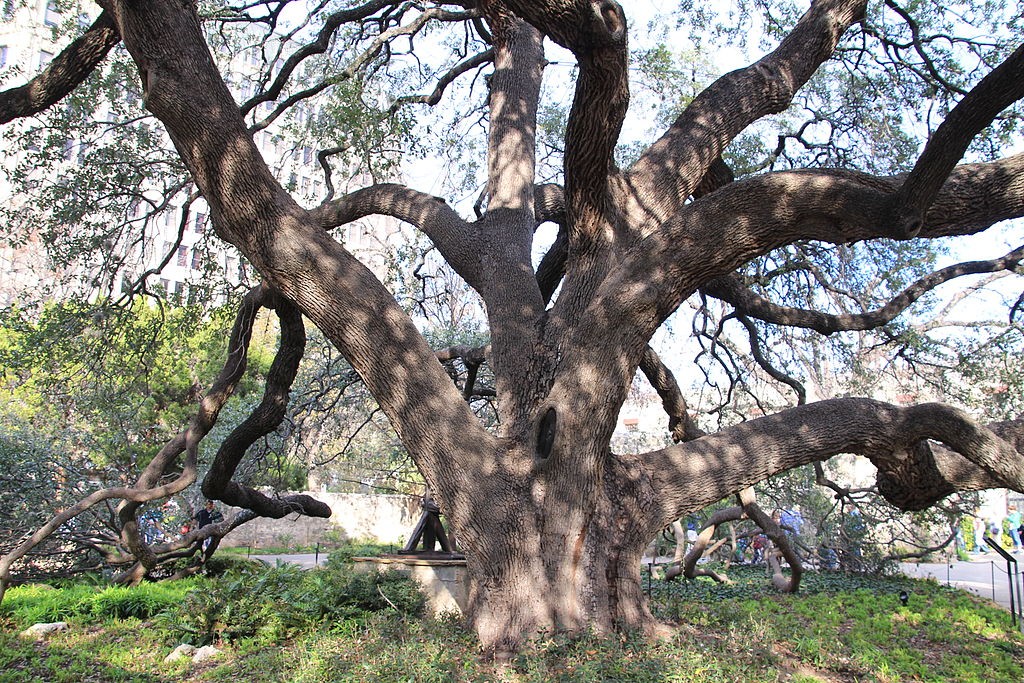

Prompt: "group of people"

[968,504,1024,554]
[139,499,224,546]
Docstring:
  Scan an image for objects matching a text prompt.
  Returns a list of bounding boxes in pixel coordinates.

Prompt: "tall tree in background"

[1,0,1024,654]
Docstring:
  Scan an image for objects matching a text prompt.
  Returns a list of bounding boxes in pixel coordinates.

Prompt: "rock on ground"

[19,622,68,640]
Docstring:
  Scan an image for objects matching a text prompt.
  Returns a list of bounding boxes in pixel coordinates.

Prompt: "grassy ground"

[1,562,1021,682]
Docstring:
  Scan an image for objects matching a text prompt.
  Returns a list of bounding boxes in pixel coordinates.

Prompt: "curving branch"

[645,397,1024,531]
[0,11,120,124]
[677,505,741,583]
[499,0,627,53]
[704,245,1024,335]
[310,182,478,284]
[735,314,807,405]
[389,48,494,112]
[887,43,1024,237]
[625,0,868,227]
[202,291,330,520]
[639,346,703,442]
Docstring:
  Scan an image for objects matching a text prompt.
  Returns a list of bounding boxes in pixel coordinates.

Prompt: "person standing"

[193,500,224,551]
[989,512,1005,547]
[973,514,987,554]
[1008,505,1023,553]
[194,500,222,529]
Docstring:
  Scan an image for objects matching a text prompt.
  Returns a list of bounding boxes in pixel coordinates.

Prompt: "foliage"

[0,298,283,578]
[156,560,423,646]
[2,568,1022,681]
[0,578,201,628]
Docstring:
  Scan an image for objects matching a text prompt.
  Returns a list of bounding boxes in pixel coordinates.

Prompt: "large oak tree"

[2,0,1024,654]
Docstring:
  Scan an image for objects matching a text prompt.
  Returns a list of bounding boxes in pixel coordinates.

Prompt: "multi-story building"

[0,1,401,306]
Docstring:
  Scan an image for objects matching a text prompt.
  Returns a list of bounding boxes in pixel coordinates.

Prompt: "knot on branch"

[875,441,956,511]
[883,195,925,239]
[593,0,626,45]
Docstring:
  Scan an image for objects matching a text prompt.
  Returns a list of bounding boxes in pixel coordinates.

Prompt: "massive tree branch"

[0,11,120,124]
[626,0,868,227]
[482,13,542,217]
[108,0,493,531]
[645,398,1024,530]
[607,155,1024,348]
[499,0,627,53]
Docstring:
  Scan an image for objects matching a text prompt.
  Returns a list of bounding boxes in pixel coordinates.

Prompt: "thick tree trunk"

[456,441,659,655]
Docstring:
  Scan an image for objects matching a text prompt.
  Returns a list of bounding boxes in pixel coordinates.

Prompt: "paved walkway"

[248,552,328,569]
[899,557,1024,612]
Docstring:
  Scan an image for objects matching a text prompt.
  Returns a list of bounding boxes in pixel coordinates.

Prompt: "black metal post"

[984,536,1018,626]
[315,542,320,566]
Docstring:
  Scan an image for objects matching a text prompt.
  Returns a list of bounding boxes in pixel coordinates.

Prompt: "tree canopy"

[1,0,1023,655]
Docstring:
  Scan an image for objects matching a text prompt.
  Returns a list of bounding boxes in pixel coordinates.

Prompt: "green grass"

[1,562,1022,682]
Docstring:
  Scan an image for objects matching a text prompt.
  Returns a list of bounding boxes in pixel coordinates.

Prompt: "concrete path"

[899,557,1024,613]
[248,552,328,569]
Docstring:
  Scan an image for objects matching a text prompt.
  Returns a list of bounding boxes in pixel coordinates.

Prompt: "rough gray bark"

[6,0,1022,654]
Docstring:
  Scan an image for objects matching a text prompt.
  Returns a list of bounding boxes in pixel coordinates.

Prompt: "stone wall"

[221,492,420,549]
[352,556,468,617]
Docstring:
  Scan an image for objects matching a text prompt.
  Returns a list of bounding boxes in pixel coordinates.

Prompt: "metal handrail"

[983,536,1022,627]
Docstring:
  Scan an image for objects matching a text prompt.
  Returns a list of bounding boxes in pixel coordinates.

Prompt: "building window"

[159,278,169,292]
[43,1,59,27]
[176,245,187,267]
[0,46,7,69]
[38,50,53,70]
[302,146,313,165]
[194,211,207,234]
[191,249,202,270]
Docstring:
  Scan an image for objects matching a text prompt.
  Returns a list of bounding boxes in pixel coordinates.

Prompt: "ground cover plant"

[1,564,1021,682]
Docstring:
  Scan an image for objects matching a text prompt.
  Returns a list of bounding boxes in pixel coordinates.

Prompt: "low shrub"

[156,560,424,645]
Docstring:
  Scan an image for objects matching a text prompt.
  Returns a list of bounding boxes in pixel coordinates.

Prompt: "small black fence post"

[315,542,320,566]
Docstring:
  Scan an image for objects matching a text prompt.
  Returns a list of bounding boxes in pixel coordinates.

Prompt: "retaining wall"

[221,492,420,548]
